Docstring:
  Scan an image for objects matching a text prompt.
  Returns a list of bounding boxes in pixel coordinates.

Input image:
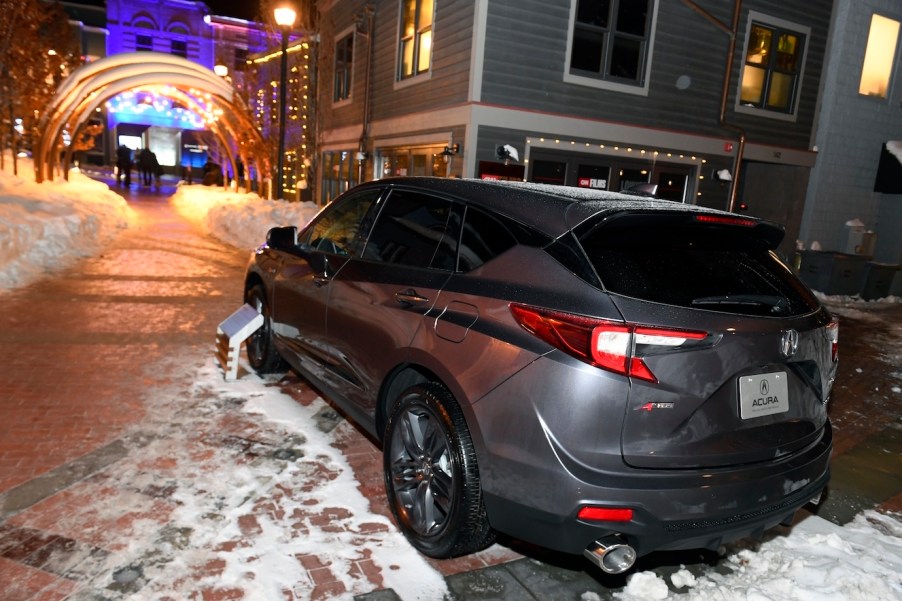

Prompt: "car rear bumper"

[479,420,832,558]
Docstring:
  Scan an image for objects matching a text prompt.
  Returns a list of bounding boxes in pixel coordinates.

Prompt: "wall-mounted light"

[441,143,459,163]
[496,144,519,164]
[214,64,229,77]
[714,168,733,182]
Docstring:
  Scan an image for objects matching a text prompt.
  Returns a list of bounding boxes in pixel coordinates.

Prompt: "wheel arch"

[244,271,266,297]
[377,359,484,444]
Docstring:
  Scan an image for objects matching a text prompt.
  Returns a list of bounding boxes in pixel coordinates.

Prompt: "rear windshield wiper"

[691,294,789,314]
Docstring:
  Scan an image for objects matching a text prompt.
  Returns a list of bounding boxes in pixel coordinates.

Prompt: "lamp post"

[274,5,296,200]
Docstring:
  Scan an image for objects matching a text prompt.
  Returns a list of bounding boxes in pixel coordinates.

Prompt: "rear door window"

[363,189,458,270]
[579,213,820,317]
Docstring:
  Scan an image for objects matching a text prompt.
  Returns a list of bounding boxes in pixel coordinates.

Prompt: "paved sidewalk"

[0,180,900,600]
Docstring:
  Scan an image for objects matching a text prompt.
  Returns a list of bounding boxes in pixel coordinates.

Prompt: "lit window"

[398,0,434,80]
[859,14,900,99]
[334,33,354,101]
[738,14,808,118]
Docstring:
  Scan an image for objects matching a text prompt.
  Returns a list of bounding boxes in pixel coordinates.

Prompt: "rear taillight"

[826,317,839,362]
[510,304,709,383]
[694,214,757,227]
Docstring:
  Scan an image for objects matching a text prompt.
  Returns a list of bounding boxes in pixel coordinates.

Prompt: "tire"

[383,383,495,558]
[245,284,286,374]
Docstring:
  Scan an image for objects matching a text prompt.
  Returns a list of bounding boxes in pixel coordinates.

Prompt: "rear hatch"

[576,211,838,469]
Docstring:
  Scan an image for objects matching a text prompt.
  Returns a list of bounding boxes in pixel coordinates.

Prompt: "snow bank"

[0,159,131,290]
[171,185,320,251]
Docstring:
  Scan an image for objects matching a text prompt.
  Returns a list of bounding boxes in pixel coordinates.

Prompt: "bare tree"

[0,0,79,171]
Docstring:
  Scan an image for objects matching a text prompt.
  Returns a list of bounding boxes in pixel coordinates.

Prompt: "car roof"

[360,177,755,238]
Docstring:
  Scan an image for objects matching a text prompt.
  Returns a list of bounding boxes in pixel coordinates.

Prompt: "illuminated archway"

[35,52,271,195]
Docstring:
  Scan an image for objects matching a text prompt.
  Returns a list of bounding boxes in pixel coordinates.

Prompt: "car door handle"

[395,289,430,306]
[312,256,331,287]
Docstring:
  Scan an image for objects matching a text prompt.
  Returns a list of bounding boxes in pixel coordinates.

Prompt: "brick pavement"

[0,182,520,600]
[0,178,900,600]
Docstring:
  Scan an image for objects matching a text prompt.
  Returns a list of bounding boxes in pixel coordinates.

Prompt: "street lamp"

[274,5,297,200]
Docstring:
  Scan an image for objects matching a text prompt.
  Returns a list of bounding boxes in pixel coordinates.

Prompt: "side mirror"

[266,226,298,251]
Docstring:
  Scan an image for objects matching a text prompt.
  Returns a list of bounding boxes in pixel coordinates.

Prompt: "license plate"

[738,372,789,419]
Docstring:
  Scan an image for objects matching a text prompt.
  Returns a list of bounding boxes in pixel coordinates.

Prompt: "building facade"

[803,0,902,265]
[316,0,838,261]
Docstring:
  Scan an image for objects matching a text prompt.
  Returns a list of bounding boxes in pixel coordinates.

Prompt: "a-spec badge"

[780,329,799,358]
[638,402,675,412]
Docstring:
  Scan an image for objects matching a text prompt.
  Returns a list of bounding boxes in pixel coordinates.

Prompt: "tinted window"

[580,219,820,317]
[363,190,457,270]
[300,188,381,256]
[458,207,520,272]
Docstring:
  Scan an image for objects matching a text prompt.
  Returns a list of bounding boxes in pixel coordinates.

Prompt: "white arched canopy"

[35,52,270,194]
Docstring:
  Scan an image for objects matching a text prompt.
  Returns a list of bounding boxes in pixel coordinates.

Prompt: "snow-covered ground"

[2,160,901,600]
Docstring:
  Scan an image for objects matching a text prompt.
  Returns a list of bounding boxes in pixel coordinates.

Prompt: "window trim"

[135,34,154,52]
[734,11,810,123]
[170,39,188,58]
[395,0,435,83]
[858,12,900,100]
[333,26,356,106]
[562,0,659,97]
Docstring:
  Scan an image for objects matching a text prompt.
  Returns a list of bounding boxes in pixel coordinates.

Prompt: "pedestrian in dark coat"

[138,147,155,186]
[116,144,132,187]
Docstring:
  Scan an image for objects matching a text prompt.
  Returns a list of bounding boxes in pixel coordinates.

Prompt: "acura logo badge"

[780,329,799,358]
[760,379,769,395]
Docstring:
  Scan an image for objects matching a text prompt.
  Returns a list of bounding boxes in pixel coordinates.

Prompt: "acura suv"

[243,177,837,573]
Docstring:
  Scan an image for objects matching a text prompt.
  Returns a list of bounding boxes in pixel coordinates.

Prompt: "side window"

[565,0,657,95]
[458,207,520,272]
[136,35,154,51]
[363,190,457,270]
[334,32,354,102]
[737,13,809,119]
[398,0,434,81]
[859,13,900,99]
[300,188,382,256]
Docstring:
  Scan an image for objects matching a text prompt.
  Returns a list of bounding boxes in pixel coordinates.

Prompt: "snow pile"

[171,185,320,251]
[616,512,902,600]
[195,361,449,600]
[0,159,131,289]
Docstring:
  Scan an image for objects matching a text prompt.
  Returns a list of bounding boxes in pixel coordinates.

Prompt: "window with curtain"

[739,15,808,116]
[397,0,434,80]
[858,14,900,99]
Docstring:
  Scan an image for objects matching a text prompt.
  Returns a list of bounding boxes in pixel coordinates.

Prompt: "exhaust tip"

[584,536,637,574]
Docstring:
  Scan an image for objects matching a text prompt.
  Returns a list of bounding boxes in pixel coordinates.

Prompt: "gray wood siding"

[368,0,475,120]
[480,0,832,150]
[318,0,368,134]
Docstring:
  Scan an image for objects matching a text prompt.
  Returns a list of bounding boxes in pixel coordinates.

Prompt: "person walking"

[116,144,133,187]
[137,147,155,186]
[236,156,245,190]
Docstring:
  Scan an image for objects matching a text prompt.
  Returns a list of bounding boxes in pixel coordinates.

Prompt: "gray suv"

[244,177,837,574]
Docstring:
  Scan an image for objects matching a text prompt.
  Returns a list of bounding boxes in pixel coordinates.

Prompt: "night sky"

[205,0,260,21]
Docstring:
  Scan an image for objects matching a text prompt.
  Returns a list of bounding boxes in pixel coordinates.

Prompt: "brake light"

[826,317,839,362]
[510,304,708,383]
[577,506,634,522]
[694,214,757,227]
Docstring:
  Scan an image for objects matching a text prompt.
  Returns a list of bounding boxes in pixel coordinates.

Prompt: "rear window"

[578,214,820,317]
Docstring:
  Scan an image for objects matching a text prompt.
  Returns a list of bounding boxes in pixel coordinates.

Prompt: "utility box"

[860,262,900,301]
[844,219,877,256]
[798,251,869,296]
